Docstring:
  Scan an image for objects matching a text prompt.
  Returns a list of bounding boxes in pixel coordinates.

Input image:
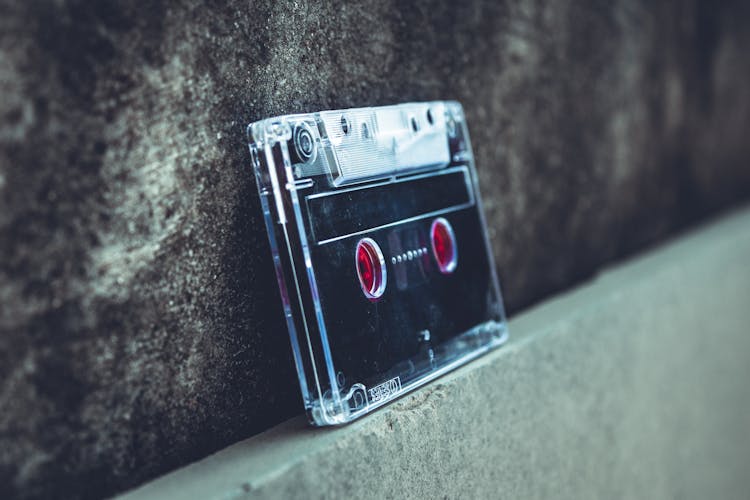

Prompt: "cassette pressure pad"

[248,102,507,425]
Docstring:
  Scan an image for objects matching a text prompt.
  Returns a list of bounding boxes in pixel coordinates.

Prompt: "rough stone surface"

[119,207,750,500]
[1,1,750,498]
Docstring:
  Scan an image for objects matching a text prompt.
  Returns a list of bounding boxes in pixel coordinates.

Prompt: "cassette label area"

[248,101,507,425]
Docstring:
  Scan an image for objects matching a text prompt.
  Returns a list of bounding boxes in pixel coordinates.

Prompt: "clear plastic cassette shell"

[248,101,507,425]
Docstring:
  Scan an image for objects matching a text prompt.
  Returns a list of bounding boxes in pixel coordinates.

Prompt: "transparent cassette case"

[248,101,507,425]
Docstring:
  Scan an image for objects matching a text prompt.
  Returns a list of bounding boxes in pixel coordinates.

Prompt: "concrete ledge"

[120,207,750,500]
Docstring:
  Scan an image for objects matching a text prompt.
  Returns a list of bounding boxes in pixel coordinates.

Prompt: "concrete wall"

[121,207,750,500]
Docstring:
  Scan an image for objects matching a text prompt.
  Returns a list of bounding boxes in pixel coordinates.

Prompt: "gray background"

[1,1,749,498]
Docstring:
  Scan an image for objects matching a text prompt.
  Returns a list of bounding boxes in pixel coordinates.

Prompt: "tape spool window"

[356,238,387,300]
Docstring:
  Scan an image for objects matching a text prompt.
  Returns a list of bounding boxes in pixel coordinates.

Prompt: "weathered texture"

[0,1,749,498]
[120,208,750,500]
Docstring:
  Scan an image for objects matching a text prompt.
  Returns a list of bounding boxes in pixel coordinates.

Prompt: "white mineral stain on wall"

[89,52,216,301]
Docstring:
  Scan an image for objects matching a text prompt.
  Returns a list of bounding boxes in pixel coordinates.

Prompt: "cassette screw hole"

[340,115,350,135]
[410,116,419,132]
[426,108,434,125]
[299,133,312,154]
[293,124,316,163]
[354,392,364,408]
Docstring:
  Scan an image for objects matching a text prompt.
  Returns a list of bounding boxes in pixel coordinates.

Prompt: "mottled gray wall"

[0,1,749,499]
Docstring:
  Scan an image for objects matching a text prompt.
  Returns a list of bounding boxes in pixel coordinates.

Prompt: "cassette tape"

[248,101,507,425]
